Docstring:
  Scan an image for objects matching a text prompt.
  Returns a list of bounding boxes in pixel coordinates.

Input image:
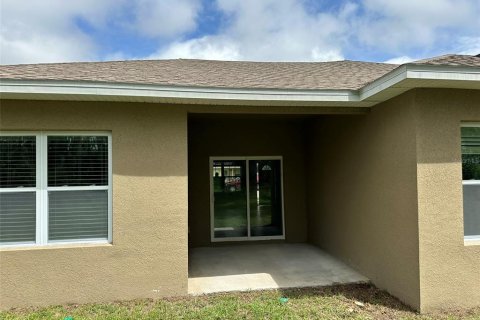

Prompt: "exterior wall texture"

[306,91,421,309]
[415,89,480,312]
[188,116,308,247]
[307,89,480,312]
[1,92,479,312]
[0,100,189,309]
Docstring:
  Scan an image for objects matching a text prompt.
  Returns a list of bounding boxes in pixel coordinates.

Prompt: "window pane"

[0,192,36,243]
[212,160,248,238]
[0,136,36,188]
[48,190,108,241]
[462,126,480,237]
[48,136,108,187]
[463,184,480,236]
[249,160,283,237]
[461,127,480,180]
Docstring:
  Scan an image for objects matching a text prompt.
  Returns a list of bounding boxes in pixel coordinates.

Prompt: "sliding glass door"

[211,157,284,241]
[211,160,248,238]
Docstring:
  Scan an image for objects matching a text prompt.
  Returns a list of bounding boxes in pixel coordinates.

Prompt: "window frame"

[460,123,480,243]
[0,131,112,248]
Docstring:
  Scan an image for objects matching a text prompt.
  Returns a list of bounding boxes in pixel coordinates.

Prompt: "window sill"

[464,237,480,246]
[0,241,112,252]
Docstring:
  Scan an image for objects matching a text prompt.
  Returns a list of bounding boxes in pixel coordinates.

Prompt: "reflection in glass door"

[249,160,283,237]
[211,157,284,241]
[211,160,248,238]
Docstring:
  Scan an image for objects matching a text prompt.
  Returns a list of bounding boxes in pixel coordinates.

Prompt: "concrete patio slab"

[188,243,368,295]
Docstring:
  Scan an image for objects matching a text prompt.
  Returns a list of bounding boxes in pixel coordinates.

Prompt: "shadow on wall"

[0,100,189,178]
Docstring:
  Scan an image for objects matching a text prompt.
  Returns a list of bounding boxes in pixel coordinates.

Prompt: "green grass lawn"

[2,284,479,320]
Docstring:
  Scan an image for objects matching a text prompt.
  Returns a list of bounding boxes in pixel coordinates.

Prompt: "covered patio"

[188,243,368,294]
[187,114,369,295]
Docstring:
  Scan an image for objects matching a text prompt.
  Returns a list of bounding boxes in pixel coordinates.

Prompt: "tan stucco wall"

[188,116,308,247]
[1,93,478,312]
[415,89,480,312]
[307,89,480,312]
[0,100,189,309]
[306,91,421,309]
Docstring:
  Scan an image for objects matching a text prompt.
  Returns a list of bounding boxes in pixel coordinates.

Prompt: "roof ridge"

[0,58,397,68]
[411,53,479,64]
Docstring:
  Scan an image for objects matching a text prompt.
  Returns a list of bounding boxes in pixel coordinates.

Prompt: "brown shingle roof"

[0,59,397,90]
[411,54,480,67]
[0,54,478,91]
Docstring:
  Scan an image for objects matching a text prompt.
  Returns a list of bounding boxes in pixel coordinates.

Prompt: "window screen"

[0,136,37,244]
[461,126,480,238]
[48,135,109,241]
[0,136,36,188]
[48,136,108,187]
[48,190,108,240]
[0,192,36,243]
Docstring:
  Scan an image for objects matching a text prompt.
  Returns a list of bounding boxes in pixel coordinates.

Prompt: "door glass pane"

[212,160,247,238]
[249,160,283,237]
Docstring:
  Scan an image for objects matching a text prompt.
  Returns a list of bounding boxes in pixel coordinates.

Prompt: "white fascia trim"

[1,64,479,106]
[405,64,480,81]
[0,79,358,103]
[359,65,408,100]
[360,64,480,101]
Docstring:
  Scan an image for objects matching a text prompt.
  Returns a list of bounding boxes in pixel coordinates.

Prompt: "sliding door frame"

[209,156,285,242]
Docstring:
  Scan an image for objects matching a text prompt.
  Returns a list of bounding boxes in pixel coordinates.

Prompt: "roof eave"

[1,64,479,107]
[359,64,480,104]
[0,79,366,107]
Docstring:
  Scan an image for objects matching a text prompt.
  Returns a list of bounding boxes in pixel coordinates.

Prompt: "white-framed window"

[461,124,480,241]
[0,132,112,247]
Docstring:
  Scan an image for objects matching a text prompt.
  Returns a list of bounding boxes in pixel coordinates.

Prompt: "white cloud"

[103,51,131,62]
[154,0,353,61]
[0,0,119,64]
[456,37,480,56]
[0,33,96,65]
[154,0,480,62]
[355,0,480,52]
[1,0,479,64]
[311,47,344,62]
[383,56,416,64]
[0,0,203,64]
[154,36,241,60]
[130,0,202,38]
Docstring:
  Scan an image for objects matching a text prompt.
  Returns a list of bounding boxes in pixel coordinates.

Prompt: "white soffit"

[0,64,479,107]
[360,64,480,103]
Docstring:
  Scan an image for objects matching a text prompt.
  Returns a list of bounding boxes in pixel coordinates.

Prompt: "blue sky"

[1,0,479,65]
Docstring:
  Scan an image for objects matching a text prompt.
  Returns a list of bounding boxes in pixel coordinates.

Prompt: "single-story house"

[0,54,479,313]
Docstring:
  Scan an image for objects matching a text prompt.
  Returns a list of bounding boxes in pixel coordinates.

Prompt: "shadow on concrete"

[188,243,368,295]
